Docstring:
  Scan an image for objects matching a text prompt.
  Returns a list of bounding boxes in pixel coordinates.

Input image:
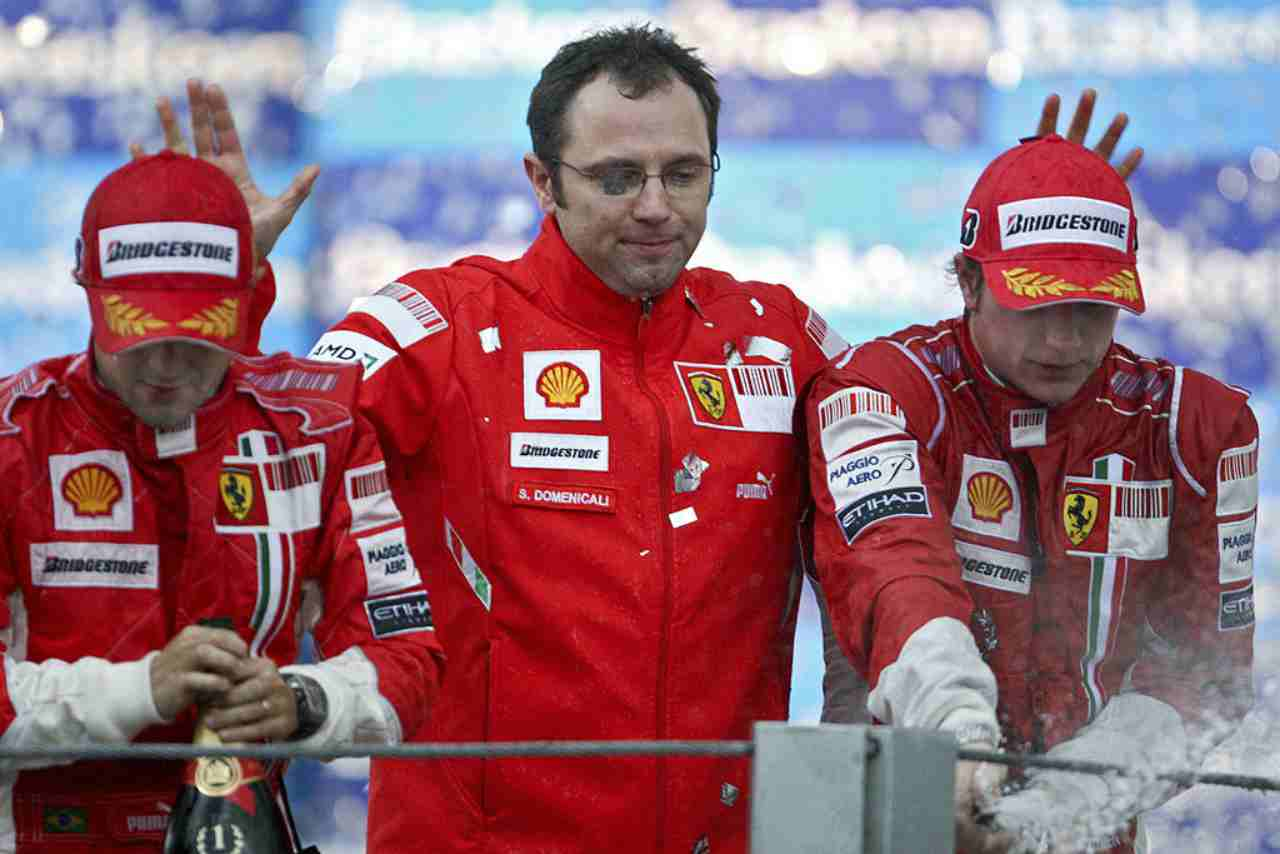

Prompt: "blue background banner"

[2,1,1278,849]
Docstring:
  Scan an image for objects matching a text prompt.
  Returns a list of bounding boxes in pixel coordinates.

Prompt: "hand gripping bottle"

[162,618,293,854]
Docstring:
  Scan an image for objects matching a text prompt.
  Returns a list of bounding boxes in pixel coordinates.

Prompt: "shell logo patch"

[950,455,1021,541]
[1064,490,1100,547]
[690,371,727,420]
[62,464,122,517]
[967,472,1013,523]
[537,362,589,408]
[219,468,255,521]
[523,350,601,421]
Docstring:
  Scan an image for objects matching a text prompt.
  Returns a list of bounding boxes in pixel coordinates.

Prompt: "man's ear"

[523,153,558,215]
[955,253,983,312]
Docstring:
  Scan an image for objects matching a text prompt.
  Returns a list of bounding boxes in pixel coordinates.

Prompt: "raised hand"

[132,78,318,265]
[1035,88,1143,181]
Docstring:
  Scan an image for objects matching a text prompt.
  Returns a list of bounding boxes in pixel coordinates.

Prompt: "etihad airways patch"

[513,482,617,514]
[674,361,795,433]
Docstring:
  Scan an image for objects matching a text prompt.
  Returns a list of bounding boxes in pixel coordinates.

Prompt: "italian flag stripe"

[1078,454,1132,720]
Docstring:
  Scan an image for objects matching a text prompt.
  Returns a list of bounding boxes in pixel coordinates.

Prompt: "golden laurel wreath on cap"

[1003,268,1139,304]
[101,295,168,336]
[178,298,240,339]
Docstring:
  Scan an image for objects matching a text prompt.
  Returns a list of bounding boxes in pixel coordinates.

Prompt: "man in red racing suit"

[0,152,443,852]
[806,136,1256,852]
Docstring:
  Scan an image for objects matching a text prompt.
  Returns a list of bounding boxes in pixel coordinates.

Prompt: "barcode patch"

[732,365,793,398]
[347,461,401,534]
[350,468,390,499]
[1220,446,1258,482]
[264,452,322,490]
[817,386,907,461]
[244,369,339,393]
[819,388,901,429]
[1113,482,1170,518]
[805,308,849,359]
[377,282,448,334]
[1217,439,1260,516]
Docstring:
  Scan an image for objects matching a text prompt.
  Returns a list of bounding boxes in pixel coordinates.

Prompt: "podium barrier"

[1,724,1277,853]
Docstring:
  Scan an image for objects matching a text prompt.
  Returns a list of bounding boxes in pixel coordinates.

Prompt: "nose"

[141,342,187,377]
[1039,304,1085,352]
[631,175,673,222]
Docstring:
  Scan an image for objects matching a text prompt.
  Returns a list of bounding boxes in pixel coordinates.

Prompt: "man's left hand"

[1035,88,1143,181]
[202,655,299,744]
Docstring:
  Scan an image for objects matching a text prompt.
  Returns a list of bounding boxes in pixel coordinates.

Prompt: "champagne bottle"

[162,617,293,854]
[161,717,292,854]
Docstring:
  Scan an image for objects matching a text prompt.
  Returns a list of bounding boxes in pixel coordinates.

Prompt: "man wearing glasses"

[157,22,1138,853]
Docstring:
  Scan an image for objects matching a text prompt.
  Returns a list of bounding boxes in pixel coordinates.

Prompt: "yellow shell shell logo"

[967,472,1013,523]
[61,464,122,516]
[537,362,589,408]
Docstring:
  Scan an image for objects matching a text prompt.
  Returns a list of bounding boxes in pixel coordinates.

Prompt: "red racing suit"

[0,350,443,853]
[806,317,1256,851]
[305,216,846,854]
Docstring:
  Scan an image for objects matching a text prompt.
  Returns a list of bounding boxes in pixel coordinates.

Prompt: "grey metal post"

[751,722,866,853]
[862,727,955,854]
[749,723,955,853]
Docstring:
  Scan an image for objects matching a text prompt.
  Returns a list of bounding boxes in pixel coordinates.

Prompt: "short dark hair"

[527,24,720,202]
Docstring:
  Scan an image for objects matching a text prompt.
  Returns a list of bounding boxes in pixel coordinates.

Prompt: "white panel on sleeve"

[282,647,402,749]
[0,652,165,770]
[1218,516,1256,583]
[817,386,907,461]
[1216,439,1259,516]
[867,616,998,738]
[350,292,445,349]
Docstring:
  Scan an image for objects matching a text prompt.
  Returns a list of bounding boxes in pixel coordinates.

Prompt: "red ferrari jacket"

[306,216,845,854]
[808,315,1255,770]
[0,351,443,852]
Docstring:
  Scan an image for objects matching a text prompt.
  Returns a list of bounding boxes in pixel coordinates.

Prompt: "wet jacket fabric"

[0,351,443,853]
[807,316,1256,851]
[307,217,846,854]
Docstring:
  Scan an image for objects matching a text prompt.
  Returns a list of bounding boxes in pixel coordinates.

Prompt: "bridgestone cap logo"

[960,208,979,248]
[98,222,240,280]
[997,196,1130,253]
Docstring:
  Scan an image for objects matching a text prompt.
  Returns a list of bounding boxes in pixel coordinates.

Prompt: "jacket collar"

[513,216,696,348]
[63,346,234,461]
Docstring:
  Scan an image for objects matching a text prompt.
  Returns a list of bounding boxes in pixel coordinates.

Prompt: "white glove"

[986,693,1186,852]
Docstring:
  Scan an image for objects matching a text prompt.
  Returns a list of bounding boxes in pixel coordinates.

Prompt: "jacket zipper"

[637,295,673,852]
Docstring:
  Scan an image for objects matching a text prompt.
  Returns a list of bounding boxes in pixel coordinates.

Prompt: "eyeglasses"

[549,155,719,200]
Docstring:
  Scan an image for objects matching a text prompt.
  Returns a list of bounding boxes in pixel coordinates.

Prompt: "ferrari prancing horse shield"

[1063,490,1099,547]
[690,371,726,420]
[220,468,255,521]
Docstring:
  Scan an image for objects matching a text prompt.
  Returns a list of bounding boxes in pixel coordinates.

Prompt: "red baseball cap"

[959,134,1144,315]
[74,150,255,354]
